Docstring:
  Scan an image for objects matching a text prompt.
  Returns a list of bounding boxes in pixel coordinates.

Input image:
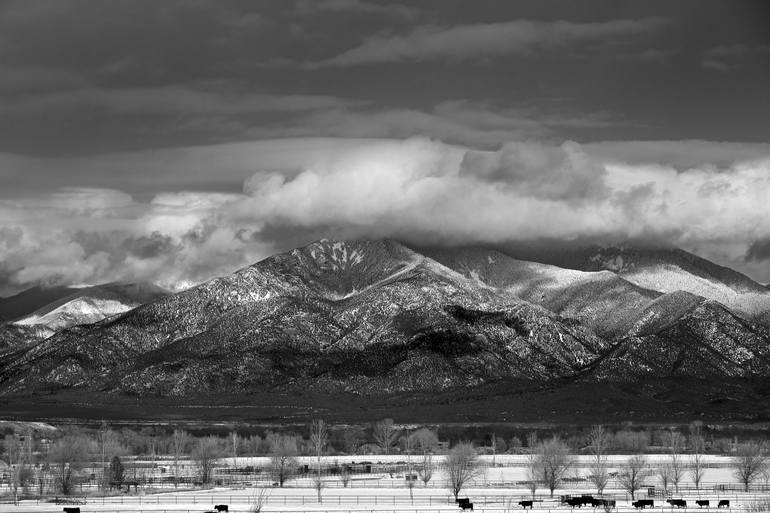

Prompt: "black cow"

[567,498,584,508]
[63,508,80,513]
[591,499,616,508]
[667,499,687,509]
[456,498,470,506]
[459,503,474,511]
[633,500,654,509]
[718,500,730,508]
[580,495,595,506]
[214,506,228,512]
[519,500,534,509]
[696,500,710,508]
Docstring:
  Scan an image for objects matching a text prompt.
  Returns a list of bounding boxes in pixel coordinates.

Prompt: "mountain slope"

[586,292,770,380]
[0,240,605,396]
[420,247,659,336]
[580,246,770,318]
[1,239,769,399]
[0,286,81,322]
[0,282,169,351]
[13,282,169,331]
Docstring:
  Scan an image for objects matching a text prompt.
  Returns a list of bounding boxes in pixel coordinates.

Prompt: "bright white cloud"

[1,137,770,294]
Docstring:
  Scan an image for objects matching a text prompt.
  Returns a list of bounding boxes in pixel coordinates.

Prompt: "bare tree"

[339,464,351,487]
[249,487,271,513]
[98,427,125,490]
[525,449,539,498]
[192,436,221,485]
[618,455,650,500]
[409,427,437,488]
[690,432,706,492]
[2,435,23,504]
[409,428,438,455]
[535,436,572,498]
[445,442,482,500]
[587,425,609,495]
[171,429,190,488]
[373,419,399,455]
[310,420,328,502]
[657,463,672,494]
[418,452,434,486]
[230,431,241,468]
[48,435,91,495]
[269,435,298,487]
[732,442,768,492]
[342,426,365,455]
[403,429,415,502]
[667,430,684,493]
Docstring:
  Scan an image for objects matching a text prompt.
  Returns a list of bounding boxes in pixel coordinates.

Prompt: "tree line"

[2,420,769,504]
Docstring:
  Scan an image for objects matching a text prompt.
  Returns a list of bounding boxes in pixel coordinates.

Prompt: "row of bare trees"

[519,426,770,500]
[584,425,769,499]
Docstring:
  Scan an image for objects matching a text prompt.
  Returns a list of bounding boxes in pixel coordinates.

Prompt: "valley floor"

[3,456,770,513]
[3,377,770,424]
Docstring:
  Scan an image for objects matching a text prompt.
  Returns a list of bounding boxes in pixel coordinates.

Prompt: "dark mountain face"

[0,286,80,322]
[0,282,170,352]
[0,240,606,396]
[420,246,659,337]
[588,293,770,380]
[500,243,770,319]
[1,239,769,401]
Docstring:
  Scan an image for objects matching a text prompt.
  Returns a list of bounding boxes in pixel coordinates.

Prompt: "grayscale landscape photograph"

[1,1,770,512]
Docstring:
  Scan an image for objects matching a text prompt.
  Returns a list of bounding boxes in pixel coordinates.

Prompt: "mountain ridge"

[1,239,768,401]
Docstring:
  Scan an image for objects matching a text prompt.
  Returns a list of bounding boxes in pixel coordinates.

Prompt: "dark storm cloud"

[746,239,770,263]
[1,0,770,294]
[122,232,178,260]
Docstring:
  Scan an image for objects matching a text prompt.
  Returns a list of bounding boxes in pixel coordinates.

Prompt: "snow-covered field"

[2,454,769,513]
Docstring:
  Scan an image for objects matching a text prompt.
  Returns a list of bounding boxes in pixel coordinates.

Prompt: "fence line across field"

[0,509,741,513]
[6,492,765,506]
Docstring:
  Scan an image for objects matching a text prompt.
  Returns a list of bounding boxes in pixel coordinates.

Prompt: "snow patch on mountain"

[621,265,770,316]
[13,297,134,331]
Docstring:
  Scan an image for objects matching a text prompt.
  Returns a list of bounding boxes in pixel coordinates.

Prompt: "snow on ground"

[2,455,768,512]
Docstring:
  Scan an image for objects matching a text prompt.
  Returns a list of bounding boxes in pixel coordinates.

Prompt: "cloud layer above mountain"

[1,137,770,293]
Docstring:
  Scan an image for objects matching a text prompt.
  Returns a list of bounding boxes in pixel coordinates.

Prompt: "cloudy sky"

[1,0,770,294]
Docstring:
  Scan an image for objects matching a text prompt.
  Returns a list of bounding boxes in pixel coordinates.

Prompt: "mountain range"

[0,282,169,349]
[1,239,769,411]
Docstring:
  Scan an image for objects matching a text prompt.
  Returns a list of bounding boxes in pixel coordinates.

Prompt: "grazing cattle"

[519,500,534,509]
[63,509,80,513]
[214,506,228,512]
[696,500,710,508]
[591,499,616,508]
[567,498,585,508]
[667,499,687,508]
[459,503,474,511]
[580,495,595,506]
[633,500,654,509]
[718,500,730,508]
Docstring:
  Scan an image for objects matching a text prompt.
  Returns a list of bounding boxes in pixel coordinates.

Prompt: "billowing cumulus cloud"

[1,137,770,295]
[459,141,607,200]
